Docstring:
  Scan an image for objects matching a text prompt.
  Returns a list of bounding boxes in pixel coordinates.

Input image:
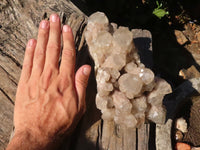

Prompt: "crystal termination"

[85,12,172,128]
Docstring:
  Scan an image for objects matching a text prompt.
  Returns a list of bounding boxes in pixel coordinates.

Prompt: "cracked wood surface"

[0,0,152,149]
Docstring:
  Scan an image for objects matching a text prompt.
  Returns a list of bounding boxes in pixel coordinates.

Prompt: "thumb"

[75,65,91,111]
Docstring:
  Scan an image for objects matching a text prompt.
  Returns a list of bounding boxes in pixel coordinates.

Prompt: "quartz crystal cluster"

[85,12,172,128]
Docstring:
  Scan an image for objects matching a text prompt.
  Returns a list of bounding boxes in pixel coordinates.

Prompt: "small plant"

[153,0,169,19]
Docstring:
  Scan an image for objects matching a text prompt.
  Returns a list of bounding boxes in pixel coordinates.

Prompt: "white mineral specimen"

[102,54,126,70]
[176,117,188,133]
[101,108,115,121]
[124,62,138,74]
[146,105,166,124]
[123,114,138,128]
[112,27,134,54]
[139,68,154,85]
[118,73,143,99]
[112,91,132,114]
[131,96,147,113]
[85,11,172,128]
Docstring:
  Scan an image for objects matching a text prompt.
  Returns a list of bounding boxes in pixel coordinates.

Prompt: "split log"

[0,90,14,150]
[0,0,154,149]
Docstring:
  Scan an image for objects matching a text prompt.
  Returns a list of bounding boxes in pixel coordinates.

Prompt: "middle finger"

[44,14,61,70]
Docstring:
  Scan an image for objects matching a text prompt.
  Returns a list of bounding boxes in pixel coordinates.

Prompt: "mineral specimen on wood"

[118,73,143,99]
[85,12,172,128]
[176,118,188,133]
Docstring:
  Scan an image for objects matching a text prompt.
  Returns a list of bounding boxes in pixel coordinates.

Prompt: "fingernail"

[83,66,91,76]
[40,20,49,29]
[28,39,35,47]
[51,14,58,22]
[63,25,71,32]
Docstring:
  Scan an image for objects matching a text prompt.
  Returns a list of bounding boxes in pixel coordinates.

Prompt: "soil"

[72,0,200,148]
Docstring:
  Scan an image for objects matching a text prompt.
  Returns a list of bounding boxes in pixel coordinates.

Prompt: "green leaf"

[153,8,169,19]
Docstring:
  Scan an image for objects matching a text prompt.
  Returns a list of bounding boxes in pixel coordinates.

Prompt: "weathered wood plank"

[0,66,17,102]
[156,119,172,150]
[138,124,150,150]
[0,50,21,84]
[0,90,14,150]
[123,127,137,150]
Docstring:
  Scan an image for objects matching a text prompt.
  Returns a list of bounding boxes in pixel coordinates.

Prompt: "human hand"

[7,14,91,150]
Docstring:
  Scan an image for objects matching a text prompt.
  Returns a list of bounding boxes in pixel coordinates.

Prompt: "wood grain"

[0,90,14,150]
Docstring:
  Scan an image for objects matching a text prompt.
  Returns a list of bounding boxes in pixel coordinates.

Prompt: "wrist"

[7,129,59,150]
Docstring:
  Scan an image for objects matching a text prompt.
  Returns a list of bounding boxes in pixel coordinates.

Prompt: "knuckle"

[67,72,74,80]
[58,73,73,88]
[39,28,48,35]
[62,48,75,58]
[18,78,27,87]
[58,79,69,92]
[35,48,45,58]
[26,47,34,55]
[47,43,59,51]
[22,63,32,69]
[40,67,53,89]
[27,80,38,99]
[59,70,74,80]
[77,78,88,88]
